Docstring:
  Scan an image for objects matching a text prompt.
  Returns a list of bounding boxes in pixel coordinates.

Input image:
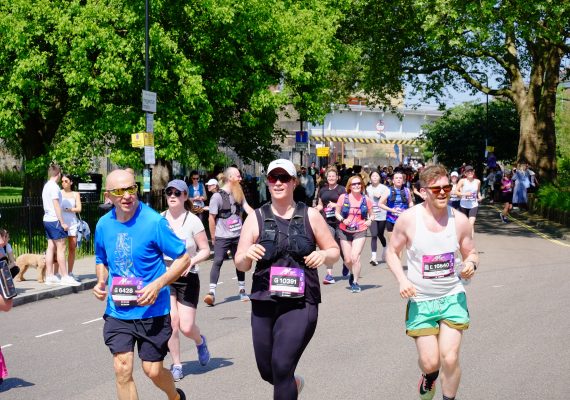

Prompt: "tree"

[421,100,519,169]
[343,0,570,182]
[0,0,347,196]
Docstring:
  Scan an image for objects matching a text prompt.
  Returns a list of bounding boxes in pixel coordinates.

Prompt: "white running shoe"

[45,275,61,285]
[59,275,81,287]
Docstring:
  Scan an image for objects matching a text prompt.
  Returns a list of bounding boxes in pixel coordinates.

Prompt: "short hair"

[325,166,338,176]
[419,165,448,187]
[48,163,61,177]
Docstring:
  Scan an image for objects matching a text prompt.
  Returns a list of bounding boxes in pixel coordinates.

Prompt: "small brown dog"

[15,253,47,283]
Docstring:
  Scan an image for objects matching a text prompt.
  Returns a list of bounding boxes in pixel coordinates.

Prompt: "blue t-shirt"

[95,203,186,320]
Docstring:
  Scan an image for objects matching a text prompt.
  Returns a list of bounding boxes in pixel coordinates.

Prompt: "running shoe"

[418,374,436,400]
[170,365,183,382]
[348,273,354,286]
[342,264,349,276]
[295,375,305,395]
[204,292,215,306]
[176,388,187,400]
[239,289,250,302]
[323,274,336,285]
[59,275,81,287]
[351,283,361,293]
[196,335,211,366]
[45,275,61,285]
[370,259,379,266]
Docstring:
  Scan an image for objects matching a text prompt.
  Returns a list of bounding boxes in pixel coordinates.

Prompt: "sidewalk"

[12,203,570,307]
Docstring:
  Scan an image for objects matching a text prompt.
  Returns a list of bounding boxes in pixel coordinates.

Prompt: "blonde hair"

[345,175,363,194]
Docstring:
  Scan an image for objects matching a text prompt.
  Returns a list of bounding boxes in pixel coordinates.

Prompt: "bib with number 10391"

[269,266,305,298]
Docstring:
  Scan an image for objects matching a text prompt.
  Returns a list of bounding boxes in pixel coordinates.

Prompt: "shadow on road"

[181,357,234,376]
[474,205,540,239]
[0,377,35,393]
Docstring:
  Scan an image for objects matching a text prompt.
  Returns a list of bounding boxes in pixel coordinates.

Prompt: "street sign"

[131,133,145,148]
[143,169,151,193]
[295,131,308,143]
[144,146,155,165]
[144,133,154,146]
[142,90,157,113]
[316,147,329,157]
[146,113,154,133]
[294,142,308,151]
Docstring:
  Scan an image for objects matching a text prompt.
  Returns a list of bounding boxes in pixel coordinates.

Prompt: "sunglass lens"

[268,174,291,183]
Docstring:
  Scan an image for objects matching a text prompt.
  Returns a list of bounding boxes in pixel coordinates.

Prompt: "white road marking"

[492,285,504,288]
[1,344,12,349]
[82,317,103,325]
[35,330,63,338]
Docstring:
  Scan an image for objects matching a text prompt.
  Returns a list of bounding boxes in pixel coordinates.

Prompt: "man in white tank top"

[386,165,479,400]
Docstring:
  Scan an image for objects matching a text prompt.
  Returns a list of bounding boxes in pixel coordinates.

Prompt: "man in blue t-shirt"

[93,169,190,400]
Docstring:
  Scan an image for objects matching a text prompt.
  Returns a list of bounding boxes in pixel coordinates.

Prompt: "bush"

[535,184,570,212]
[557,156,570,187]
[0,169,24,187]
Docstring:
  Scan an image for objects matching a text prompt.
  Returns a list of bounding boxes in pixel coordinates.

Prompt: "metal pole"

[145,0,150,92]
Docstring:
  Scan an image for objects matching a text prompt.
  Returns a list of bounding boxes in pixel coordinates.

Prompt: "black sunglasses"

[165,188,183,197]
[267,173,293,184]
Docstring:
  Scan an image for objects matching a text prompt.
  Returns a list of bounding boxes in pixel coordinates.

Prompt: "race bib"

[226,217,242,232]
[269,266,305,298]
[111,277,143,307]
[422,252,455,279]
[324,207,335,219]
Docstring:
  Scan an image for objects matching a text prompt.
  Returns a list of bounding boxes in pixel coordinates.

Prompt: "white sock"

[371,252,377,261]
[238,281,246,290]
[209,284,217,294]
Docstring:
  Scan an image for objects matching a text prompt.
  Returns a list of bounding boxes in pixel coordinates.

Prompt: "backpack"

[388,186,409,205]
[340,194,368,219]
[76,217,91,248]
[216,190,242,220]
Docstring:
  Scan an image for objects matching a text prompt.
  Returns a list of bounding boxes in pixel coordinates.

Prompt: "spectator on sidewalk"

[299,166,315,206]
[61,174,82,279]
[512,161,531,210]
[42,164,79,286]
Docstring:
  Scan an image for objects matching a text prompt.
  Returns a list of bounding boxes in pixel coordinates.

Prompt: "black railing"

[0,182,261,257]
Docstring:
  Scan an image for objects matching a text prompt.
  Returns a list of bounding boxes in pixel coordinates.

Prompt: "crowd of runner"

[2,158,536,399]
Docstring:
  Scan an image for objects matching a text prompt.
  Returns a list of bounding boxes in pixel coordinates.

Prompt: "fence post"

[27,197,33,253]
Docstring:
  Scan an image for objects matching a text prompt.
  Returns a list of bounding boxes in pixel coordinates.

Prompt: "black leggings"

[210,237,245,284]
[251,300,318,400]
[369,220,387,251]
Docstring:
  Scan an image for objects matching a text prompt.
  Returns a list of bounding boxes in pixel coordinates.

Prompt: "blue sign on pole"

[295,131,308,143]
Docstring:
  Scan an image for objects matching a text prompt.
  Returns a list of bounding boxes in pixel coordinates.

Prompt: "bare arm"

[235,211,260,272]
[386,211,416,298]
[93,263,109,301]
[208,213,217,244]
[137,253,191,306]
[304,208,340,268]
[53,198,68,231]
[315,196,324,212]
[73,191,82,213]
[243,200,254,215]
[455,211,479,279]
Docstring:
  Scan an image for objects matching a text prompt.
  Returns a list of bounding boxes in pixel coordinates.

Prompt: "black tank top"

[250,203,320,304]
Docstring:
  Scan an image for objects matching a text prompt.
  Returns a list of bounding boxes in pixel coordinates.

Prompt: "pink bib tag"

[111,277,143,307]
[269,266,305,298]
[422,252,455,279]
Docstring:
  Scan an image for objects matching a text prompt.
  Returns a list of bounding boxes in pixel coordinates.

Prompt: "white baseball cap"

[206,179,218,186]
[450,171,459,177]
[267,159,296,177]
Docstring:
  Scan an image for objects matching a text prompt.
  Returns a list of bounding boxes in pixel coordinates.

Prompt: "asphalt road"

[1,206,569,399]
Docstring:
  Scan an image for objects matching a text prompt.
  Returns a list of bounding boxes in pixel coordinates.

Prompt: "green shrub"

[0,169,24,187]
[557,156,570,187]
[536,184,570,212]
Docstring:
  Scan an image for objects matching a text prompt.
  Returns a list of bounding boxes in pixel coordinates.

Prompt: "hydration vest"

[217,190,242,219]
[388,186,409,205]
[340,194,368,219]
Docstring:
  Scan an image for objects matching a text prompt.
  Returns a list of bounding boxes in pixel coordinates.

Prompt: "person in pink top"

[334,175,373,293]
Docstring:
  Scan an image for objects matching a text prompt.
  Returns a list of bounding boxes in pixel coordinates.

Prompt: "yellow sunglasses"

[107,185,138,197]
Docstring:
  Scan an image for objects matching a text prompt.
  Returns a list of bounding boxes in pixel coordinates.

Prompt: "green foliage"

[556,87,570,158]
[421,100,519,169]
[535,184,570,213]
[0,187,22,201]
[557,156,570,187]
[0,0,348,183]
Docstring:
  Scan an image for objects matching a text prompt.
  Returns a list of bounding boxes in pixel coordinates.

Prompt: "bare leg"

[168,295,182,366]
[67,236,77,273]
[141,360,179,399]
[46,239,56,277]
[178,303,202,344]
[55,238,68,277]
[438,323,463,398]
[113,352,139,400]
[414,335,440,374]
[339,240,353,272]
[349,236,367,283]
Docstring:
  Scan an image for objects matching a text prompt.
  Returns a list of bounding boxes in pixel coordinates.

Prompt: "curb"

[13,278,98,307]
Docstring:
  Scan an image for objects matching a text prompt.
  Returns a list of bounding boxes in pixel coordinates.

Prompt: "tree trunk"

[152,159,172,191]
[21,113,51,201]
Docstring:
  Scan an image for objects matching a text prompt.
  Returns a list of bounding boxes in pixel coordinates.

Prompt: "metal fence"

[0,181,261,257]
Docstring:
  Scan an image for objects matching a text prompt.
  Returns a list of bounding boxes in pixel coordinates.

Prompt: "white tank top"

[406,205,464,301]
[61,193,78,226]
[459,179,479,209]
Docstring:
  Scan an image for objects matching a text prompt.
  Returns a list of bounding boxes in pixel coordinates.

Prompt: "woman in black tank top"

[235,159,339,400]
